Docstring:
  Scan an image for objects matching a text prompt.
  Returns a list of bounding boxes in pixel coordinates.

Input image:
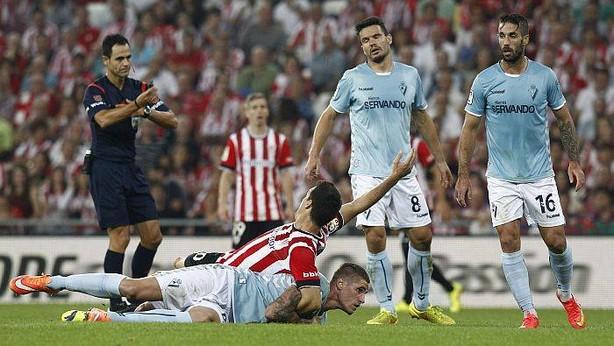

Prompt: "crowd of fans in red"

[0,0,611,235]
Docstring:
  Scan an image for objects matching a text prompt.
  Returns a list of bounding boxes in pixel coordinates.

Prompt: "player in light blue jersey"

[305,16,454,326]
[455,14,586,329]
[10,263,369,324]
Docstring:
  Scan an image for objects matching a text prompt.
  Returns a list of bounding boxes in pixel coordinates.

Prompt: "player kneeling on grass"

[10,263,369,324]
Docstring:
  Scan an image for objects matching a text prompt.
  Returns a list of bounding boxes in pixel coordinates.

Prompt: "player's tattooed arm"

[265,285,303,323]
[557,118,580,162]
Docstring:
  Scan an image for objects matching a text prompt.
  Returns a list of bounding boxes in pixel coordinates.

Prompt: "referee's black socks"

[132,243,157,279]
[104,249,125,311]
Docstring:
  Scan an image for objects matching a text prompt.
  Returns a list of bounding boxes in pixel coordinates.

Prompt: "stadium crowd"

[0,0,612,235]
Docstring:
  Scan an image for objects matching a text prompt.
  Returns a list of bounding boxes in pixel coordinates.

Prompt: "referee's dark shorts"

[89,159,158,229]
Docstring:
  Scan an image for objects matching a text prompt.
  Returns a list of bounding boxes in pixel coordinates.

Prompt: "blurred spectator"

[236,46,278,97]
[238,1,286,57]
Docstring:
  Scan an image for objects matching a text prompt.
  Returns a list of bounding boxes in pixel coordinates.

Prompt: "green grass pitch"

[1,304,612,345]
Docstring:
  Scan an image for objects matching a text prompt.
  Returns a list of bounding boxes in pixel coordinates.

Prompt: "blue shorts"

[89,159,158,230]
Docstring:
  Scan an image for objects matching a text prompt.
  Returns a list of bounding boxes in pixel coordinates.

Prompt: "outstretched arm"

[553,104,585,191]
[339,150,416,222]
[454,113,482,207]
[305,106,339,180]
[412,108,453,188]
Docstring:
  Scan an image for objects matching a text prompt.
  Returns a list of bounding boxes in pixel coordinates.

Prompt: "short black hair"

[102,33,130,58]
[331,263,370,284]
[499,14,529,36]
[309,181,341,227]
[355,16,389,37]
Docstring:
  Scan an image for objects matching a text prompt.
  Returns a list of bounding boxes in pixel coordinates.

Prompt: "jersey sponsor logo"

[490,89,505,94]
[88,101,105,108]
[242,159,275,168]
[363,99,406,110]
[399,81,407,96]
[492,104,536,114]
[359,87,374,91]
[302,272,318,278]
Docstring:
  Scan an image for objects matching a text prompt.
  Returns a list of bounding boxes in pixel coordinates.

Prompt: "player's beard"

[501,46,524,64]
[370,47,389,64]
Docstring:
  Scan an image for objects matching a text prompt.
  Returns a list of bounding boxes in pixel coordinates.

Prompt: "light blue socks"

[108,309,193,323]
[407,247,432,311]
[49,273,124,298]
[501,251,536,316]
[549,246,573,301]
[367,250,395,313]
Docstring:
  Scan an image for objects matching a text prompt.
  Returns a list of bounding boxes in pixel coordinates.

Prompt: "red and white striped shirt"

[220,128,293,222]
[216,213,344,286]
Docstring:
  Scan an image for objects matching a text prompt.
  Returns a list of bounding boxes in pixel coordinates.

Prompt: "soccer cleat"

[366,309,398,325]
[407,302,456,325]
[9,274,58,296]
[519,313,539,329]
[62,308,110,322]
[449,282,463,313]
[557,292,586,329]
[395,300,412,314]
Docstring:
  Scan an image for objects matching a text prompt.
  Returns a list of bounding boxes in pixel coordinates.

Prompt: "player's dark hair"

[331,263,370,284]
[309,181,341,227]
[499,13,529,36]
[102,34,130,58]
[355,16,389,36]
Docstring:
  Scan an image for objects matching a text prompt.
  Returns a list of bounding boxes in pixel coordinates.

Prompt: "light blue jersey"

[232,268,330,323]
[330,62,427,178]
[465,60,566,183]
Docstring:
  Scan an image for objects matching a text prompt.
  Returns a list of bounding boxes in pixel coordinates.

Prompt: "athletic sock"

[49,273,124,298]
[367,250,395,313]
[549,246,573,301]
[501,251,536,316]
[108,309,193,323]
[132,244,157,279]
[407,246,432,311]
[104,249,124,307]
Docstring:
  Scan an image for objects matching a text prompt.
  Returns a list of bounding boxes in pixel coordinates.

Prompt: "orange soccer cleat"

[9,274,59,296]
[557,292,586,330]
[519,313,539,329]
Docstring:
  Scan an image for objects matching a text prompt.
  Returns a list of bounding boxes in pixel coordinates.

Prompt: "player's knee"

[545,234,566,253]
[364,227,386,245]
[499,235,520,252]
[119,279,140,300]
[188,307,221,323]
[141,232,163,249]
[109,230,131,251]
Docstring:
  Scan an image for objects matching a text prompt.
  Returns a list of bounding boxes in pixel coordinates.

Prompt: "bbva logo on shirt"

[302,272,318,278]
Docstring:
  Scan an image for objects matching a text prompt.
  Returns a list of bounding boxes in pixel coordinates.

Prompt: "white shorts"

[152,264,234,323]
[487,176,566,228]
[351,175,431,229]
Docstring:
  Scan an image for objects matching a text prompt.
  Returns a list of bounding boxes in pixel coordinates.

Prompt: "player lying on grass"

[174,150,417,273]
[10,262,369,324]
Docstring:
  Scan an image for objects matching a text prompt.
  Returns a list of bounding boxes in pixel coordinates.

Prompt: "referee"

[82,33,177,311]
